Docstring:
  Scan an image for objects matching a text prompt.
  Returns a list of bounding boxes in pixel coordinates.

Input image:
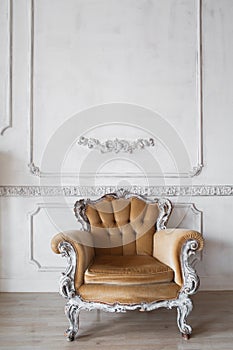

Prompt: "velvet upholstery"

[153,228,204,286]
[51,194,204,304]
[84,255,174,285]
[78,282,181,304]
[51,230,94,290]
[85,196,159,256]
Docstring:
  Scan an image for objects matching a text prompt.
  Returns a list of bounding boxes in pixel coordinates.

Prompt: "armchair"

[51,190,204,341]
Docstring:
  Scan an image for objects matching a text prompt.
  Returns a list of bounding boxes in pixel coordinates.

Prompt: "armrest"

[51,230,95,290]
[153,229,204,286]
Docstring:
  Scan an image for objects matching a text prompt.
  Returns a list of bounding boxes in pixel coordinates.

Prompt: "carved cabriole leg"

[64,301,80,342]
[175,238,201,339]
[58,242,78,341]
[176,295,193,339]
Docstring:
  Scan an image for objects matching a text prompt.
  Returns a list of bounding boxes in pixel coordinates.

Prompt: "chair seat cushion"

[79,282,180,304]
[84,255,174,285]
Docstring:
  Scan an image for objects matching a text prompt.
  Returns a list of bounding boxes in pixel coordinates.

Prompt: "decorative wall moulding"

[28,0,203,178]
[28,162,40,176]
[1,185,233,197]
[77,136,155,154]
[28,203,68,271]
[0,0,13,135]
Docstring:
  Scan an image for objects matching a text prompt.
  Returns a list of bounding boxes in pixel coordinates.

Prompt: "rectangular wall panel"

[29,0,202,178]
[0,0,12,135]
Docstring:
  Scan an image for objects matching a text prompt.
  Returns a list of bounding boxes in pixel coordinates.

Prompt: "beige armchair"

[51,190,204,341]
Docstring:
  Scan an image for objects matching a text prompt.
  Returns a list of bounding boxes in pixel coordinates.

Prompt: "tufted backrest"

[74,193,171,256]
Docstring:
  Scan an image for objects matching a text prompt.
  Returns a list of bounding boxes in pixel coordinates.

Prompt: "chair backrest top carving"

[74,190,172,233]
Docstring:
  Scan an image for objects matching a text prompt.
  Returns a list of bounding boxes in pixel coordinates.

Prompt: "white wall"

[0,0,233,292]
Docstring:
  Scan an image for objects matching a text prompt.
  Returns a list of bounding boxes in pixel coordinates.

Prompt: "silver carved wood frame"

[28,0,203,178]
[56,191,202,341]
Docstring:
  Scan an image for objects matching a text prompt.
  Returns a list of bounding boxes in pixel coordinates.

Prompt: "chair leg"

[182,333,190,340]
[176,297,193,340]
[64,302,80,341]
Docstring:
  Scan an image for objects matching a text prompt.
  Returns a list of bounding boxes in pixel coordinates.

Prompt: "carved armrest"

[153,229,204,291]
[51,230,95,296]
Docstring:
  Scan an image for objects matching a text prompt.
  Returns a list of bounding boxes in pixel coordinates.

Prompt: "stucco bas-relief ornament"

[77,136,155,154]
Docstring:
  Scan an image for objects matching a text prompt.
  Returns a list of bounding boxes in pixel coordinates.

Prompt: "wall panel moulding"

[28,0,203,178]
[1,185,233,197]
[0,0,13,135]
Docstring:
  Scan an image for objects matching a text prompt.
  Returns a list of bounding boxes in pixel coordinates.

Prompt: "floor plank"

[0,292,232,349]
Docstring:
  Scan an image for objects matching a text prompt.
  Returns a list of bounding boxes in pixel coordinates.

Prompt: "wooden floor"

[0,292,232,350]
